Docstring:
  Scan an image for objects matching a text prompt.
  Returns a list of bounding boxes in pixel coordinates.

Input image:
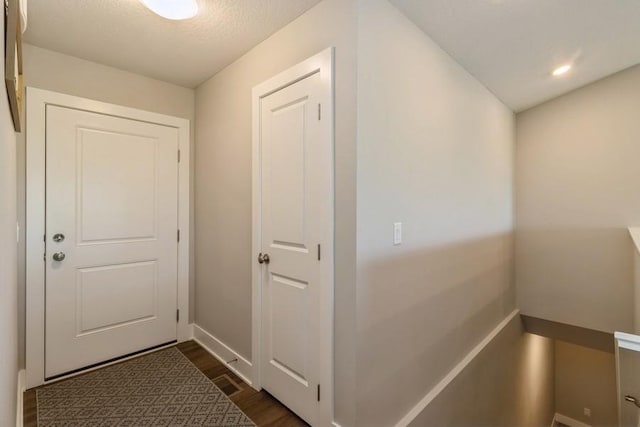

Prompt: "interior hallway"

[2,0,640,426]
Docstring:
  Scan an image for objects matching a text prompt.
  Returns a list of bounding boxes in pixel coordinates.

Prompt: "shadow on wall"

[411,318,555,427]
[356,232,520,426]
[516,227,634,333]
[555,340,618,427]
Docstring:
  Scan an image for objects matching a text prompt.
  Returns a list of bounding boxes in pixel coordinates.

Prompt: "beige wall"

[355,1,516,425]
[516,64,640,333]
[410,318,555,427]
[22,44,194,118]
[0,11,19,427]
[556,341,617,426]
[17,44,195,367]
[193,0,358,424]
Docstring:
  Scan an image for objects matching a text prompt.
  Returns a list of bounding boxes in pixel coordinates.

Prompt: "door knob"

[52,252,66,262]
[625,395,640,409]
[258,253,270,264]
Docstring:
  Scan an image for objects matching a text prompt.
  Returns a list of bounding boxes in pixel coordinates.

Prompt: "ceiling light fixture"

[552,64,572,77]
[140,0,199,20]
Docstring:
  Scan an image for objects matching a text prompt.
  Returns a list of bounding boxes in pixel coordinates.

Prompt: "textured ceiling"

[24,0,321,88]
[25,0,640,109]
[390,0,640,111]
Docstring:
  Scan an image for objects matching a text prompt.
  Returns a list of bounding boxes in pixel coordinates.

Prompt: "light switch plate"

[393,222,402,245]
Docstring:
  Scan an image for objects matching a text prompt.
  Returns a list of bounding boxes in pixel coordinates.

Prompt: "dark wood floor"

[23,340,308,426]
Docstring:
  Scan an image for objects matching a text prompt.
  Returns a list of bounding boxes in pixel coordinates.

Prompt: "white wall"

[194,0,358,424]
[516,64,640,333]
[356,1,517,425]
[0,11,20,427]
[17,44,195,367]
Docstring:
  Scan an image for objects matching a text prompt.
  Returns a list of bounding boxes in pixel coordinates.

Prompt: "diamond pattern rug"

[36,347,256,426]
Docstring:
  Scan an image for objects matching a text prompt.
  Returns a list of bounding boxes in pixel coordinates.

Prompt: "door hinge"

[317,244,321,261]
[178,150,181,163]
[176,309,180,323]
[318,103,321,121]
[177,229,180,242]
[317,384,320,402]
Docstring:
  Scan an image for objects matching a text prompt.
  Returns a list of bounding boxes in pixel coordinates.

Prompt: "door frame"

[25,87,191,389]
[251,47,335,426]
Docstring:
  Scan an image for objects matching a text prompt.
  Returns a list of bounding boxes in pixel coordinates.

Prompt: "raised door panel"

[78,129,158,243]
[269,98,308,251]
[269,273,310,387]
[76,261,158,335]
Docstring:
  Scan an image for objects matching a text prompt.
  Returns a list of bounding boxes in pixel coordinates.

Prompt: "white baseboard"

[554,413,592,427]
[393,309,520,427]
[191,324,344,426]
[16,369,25,427]
[191,324,255,389]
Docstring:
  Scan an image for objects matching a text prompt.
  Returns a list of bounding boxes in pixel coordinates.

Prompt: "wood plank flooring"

[23,340,309,427]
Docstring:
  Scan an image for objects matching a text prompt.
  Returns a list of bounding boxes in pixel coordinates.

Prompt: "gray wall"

[17,44,195,367]
[410,317,555,427]
[516,64,640,333]
[555,341,617,427]
[0,10,19,427]
[193,0,358,424]
[355,1,516,425]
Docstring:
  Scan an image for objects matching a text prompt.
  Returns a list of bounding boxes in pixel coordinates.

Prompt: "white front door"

[257,68,332,425]
[45,105,179,379]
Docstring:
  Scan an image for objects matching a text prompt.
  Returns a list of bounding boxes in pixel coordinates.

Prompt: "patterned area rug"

[36,347,256,426]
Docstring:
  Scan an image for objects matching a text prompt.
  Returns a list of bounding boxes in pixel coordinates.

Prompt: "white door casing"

[252,48,334,426]
[26,88,190,388]
[45,106,179,378]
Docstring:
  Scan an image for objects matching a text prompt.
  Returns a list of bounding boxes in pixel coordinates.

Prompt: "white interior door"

[616,332,640,427]
[45,105,179,379]
[258,70,331,426]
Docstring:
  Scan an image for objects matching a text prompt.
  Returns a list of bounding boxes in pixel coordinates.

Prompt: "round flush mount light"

[140,0,199,20]
[552,64,572,77]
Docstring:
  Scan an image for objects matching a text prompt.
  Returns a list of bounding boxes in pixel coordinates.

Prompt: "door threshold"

[41,340,177,386]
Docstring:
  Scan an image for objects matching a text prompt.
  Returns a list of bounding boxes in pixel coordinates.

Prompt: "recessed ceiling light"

[552,64,572,77]
[140,0,199,20]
